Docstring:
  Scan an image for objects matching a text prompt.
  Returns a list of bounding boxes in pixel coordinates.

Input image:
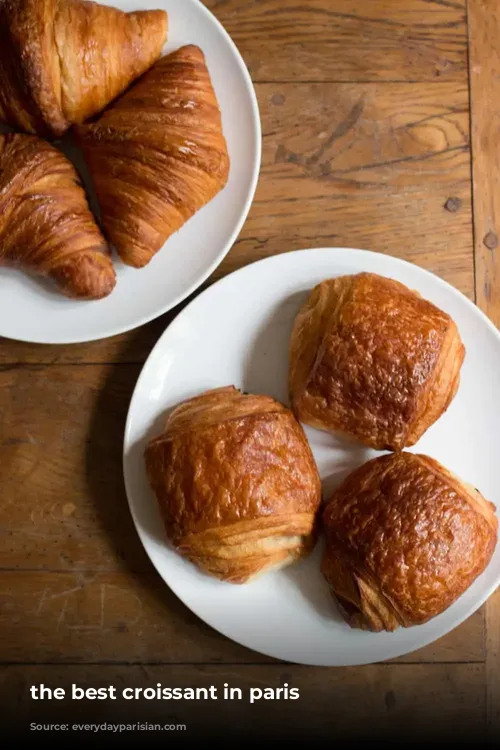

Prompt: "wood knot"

[483,231,498,250]
[444,197,461,213]
[271,93,285,106]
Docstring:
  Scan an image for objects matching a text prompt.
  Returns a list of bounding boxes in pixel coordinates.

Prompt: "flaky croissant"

[144,386,322,583]
[0,133,116,299]
[322,452,498,632]
[77,44,230,268]
[289,273,465,450]
[0,0,167,137]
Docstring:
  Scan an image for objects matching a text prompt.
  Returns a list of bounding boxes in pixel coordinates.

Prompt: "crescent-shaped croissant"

[144,386,321,583]
[0,133,116,299]
[0,0,168,137]
[77,44,230,268]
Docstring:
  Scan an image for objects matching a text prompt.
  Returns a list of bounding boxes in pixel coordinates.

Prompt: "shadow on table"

[84,305,270,661]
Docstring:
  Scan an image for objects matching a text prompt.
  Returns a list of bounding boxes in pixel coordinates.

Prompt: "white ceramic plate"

[123,247,500,666]
[0,0,260,344]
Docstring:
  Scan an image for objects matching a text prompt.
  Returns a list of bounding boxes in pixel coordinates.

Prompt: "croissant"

[289,272,465,451]
[322,452,498,632]
[77,44,230,268]
[0,0,167,137]
[0,133,116,299]
[144,386,322,584]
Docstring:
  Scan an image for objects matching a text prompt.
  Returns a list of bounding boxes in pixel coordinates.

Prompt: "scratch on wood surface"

[65,583,106,632]
[107,584,144,630]
[65,584,144,632]
[33,584,86,623]
[44,586,84,603]
[35,587,49,616]
[100,583,105,628]
[2,435,39,446]
[34,584,84,626]
[57,598,69,633]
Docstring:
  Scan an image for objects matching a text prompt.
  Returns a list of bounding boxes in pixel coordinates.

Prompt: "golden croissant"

[77,44,230,268]
[322,452,497,632]
[0,0,168,137]
[0,133,116,299]
[144,386,322,583]
[289,272,465,450]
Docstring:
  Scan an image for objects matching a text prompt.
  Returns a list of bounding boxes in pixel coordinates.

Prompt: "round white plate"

[0,0,260,344]
[123,247,500,666]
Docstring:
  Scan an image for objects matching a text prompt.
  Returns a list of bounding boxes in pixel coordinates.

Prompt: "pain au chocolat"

[289,272,465,451]
[144,386,322,584]
[321,452,497,632]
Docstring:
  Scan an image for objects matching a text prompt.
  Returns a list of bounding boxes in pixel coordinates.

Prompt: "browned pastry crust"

[289,273,465,450]
[322,452,498,632]
[144,386,322,584]
[0,132,116,299]
[0,0,167,137]
[77,44,230,268]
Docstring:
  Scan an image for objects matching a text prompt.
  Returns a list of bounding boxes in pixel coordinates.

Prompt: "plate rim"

[0,0,262,346]
[123,246,500,666]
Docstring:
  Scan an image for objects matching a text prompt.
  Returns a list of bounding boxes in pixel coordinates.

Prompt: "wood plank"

[0,364,149,572]
[0,365,485,665]
[468,2,500,326]
[468,2,500,739]
[205,0,467,83]
[0,81,473,365]
[0,663,486,741]
[222,81,472,285]
[0,571,485,664]
[0,0,484,723]
[0,309,175,367]
[0,571,267,664]
[486,589,500,742]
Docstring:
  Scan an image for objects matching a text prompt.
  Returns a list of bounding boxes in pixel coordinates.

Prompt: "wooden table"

[1,0,499,741]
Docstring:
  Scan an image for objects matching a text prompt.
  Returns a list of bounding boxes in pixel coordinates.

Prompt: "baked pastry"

[0,0,167,137]
[77,44,230,268]
[0,132,116,299]
[289,272,465,450]
[144,386,322,583]
[322,452,497,632]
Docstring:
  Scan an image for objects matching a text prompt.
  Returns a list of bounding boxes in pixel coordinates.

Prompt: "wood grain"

[0,81,473,364]
[468,1,500,325]
[0,364,148,572]
[0,571,266,664]
[486,589,500,742]
[0,571,484,665]
[0,663,485,740]
[0,0,492,736]
[0,365,485,665]
[468,1,500,740]
[205,0,468,82]
[222,80,472,286]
